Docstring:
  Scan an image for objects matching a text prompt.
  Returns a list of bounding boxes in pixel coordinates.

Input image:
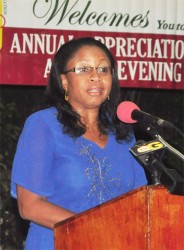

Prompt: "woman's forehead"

[67,45,110,65]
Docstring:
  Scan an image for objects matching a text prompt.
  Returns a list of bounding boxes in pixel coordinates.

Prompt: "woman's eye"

[99,67,109,73]
[102,67,108,72]
[80,67,90,72]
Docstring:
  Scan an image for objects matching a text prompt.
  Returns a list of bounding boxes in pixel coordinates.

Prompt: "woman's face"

[61,45,112,112]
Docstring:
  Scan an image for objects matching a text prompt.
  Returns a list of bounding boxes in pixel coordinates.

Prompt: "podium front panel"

[54,185,184,250]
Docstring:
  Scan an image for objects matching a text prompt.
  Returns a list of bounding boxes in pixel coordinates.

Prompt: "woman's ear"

[60,74,68,91]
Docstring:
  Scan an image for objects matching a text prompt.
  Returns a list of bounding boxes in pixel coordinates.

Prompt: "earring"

[107,95,110,101]
[65,90,69,101]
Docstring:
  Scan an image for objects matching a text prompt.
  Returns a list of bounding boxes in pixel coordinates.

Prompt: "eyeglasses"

[63,66,113,75]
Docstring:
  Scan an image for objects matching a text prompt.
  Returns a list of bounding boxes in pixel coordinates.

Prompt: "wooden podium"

[54,185,184,250]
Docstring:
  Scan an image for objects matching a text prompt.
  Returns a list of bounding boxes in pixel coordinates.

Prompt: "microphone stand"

[132,123,184,195]
[136,150,184,195]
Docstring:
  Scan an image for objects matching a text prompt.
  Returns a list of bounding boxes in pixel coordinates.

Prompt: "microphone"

[117,101,173,128]
[130,140,184,195]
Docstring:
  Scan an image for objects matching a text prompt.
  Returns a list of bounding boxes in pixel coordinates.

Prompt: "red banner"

[0,0,184,89]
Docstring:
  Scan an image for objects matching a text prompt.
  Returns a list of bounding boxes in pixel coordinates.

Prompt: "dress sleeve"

[11,113,55,198]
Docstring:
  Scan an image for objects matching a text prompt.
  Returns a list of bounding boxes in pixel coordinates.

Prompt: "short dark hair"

[45,37,132,141]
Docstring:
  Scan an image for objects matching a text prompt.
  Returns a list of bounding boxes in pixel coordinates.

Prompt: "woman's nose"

[89,68,102,82]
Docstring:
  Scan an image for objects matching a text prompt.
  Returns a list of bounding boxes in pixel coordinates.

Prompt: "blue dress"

[11,107,147,250]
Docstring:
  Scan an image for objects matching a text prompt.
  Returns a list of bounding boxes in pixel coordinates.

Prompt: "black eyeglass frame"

[62,66,113,75]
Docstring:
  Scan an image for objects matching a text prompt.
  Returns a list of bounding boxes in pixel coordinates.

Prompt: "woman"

[11,37,147,249]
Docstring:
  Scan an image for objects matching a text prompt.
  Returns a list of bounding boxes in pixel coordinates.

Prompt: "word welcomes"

[33,0,149,28]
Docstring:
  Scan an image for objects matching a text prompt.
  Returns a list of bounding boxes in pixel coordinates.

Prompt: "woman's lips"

[87,87,104,95]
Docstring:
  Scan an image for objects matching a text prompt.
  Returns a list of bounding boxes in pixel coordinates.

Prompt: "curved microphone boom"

[117,101,173,128]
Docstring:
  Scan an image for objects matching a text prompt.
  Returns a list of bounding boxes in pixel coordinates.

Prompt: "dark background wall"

[1,85,184,249]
